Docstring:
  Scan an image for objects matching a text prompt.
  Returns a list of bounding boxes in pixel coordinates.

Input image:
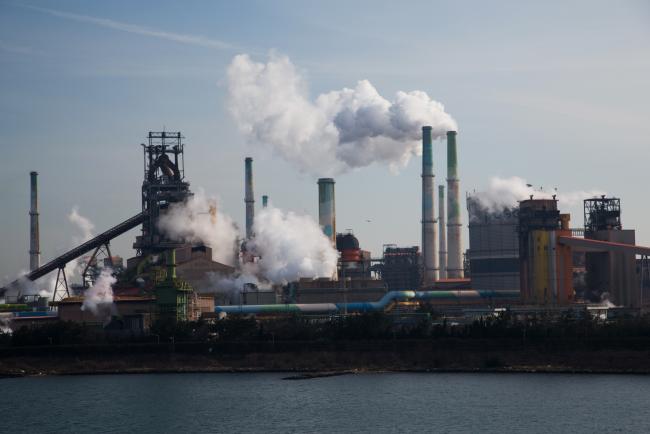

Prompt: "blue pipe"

[215,290,519,315]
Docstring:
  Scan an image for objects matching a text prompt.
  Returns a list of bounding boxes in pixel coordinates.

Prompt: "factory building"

[582,197,639,307]
[518,198,573,305]
[466,196,520,293]
[7,125,650,329]
[337,232,372,280]
[379,246,422,291]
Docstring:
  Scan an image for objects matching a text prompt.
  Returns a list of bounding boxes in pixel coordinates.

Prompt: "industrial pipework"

[446,131,464,278]
[214,290,519,315]
[421,126,438,283]
[438,185,447,279]
[318,178,336,245]
[244,157,254,239]
[29,171,40,271]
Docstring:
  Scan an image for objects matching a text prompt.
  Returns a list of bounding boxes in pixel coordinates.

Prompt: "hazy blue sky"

[1,0,649,281]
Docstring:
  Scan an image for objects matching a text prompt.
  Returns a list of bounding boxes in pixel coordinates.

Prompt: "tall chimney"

[317,178,336,245]
[29,171,40,271]
[244,157,254,239]
[421,126,438,283]
[446,131,464,278]
[262,195,268,208]
[438,185,447,279]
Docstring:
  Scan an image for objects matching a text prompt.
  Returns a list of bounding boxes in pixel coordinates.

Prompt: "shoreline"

[4,367,650,379]
[4,356,650,378]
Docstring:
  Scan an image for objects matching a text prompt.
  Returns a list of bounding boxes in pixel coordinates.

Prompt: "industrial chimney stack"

[446,131,464,278]
[438,185,447,279]
[262,195,268,208]
[244,157,254,239]
[29,171,40,271]
[421,126,438,283]
[317,178,336,245]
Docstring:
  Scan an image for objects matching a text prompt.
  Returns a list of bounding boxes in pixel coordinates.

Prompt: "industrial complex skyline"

[1,0,649,280]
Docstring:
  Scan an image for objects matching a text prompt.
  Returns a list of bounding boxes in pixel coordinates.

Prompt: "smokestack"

[262,195,268,208]
[317,178,336,245]
[446,131,464,278]
[438,185,447,279]
[421,126,438,283]
[244,157,254,239]
[29,171,40,271]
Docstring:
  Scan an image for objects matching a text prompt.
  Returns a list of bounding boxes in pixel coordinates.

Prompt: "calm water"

[1,372,649,433]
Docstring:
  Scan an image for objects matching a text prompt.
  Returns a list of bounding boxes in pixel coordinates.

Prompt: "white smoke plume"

[68,206,95,244]
[1,207,98,302]
[227,53,457,175]
[81,268,116,323]
[157,190,239,265]
[205,206,338,299]
[249,206,338,284]
[473,176,605,214]
[206,263,261,302]
[0,316,12,334]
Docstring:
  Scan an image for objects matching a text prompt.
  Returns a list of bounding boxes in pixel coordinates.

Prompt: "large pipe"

[438,185,447,279]
[215,290,519,315]
[29,171,40,271]
[421,126,438,283]
[244,157,254,239]
[446,131,464,278]
[318,178,336,245]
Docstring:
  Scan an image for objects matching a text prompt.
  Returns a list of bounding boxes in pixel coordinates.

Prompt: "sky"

[1,0,649,282]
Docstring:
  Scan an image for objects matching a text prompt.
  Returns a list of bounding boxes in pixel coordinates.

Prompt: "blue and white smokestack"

[244,157,254,239]
[422,126,438,283]
[318,178,336,245]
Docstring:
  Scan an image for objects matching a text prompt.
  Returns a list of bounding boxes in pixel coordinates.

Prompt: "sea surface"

[2,372,649,433]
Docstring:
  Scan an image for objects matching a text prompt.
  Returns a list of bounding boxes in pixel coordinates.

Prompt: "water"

[1,373,649,433]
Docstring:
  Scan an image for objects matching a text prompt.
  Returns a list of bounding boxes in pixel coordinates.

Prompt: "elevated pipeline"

[214,290,520,315]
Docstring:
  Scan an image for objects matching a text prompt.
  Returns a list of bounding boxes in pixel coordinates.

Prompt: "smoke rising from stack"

[157,190,239,266]
[472,176,606,216]
[249,206,338,284]
[157,189,337,293]
[68,206,95,245]
[227,53,457,175]
[81,268,116,323]
[9,207,99,301]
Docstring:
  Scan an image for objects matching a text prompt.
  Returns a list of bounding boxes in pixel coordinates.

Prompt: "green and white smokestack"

[244,157,254,239]
[446,131,464,278]
[318,178,336,245]
[421,126,438,283]
[438,185,447,279]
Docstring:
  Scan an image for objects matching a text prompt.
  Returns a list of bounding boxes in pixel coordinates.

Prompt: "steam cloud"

[81,268,116,323]
[249,206,338,284]
[157,190,239,266]
[68,206,95,244]
[227,53,457,175]
[473,176,605,213]
[208,206,338,301]
[6,207,98,301]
